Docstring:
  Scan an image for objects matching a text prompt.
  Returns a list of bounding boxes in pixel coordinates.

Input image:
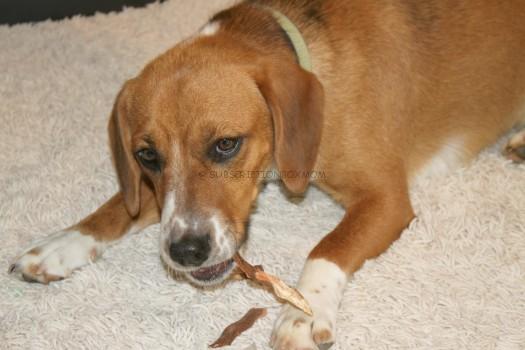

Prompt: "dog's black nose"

[169,235,211,267]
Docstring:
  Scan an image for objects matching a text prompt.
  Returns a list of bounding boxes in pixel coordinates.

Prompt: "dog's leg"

[271,182,414,350]
[9,183,159,283]
[504,128,525,162]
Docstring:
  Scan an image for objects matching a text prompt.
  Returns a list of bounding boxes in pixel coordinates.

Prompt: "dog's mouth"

[188,258,235,283]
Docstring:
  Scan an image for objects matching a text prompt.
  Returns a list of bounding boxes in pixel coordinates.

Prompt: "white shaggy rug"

[1,1,524,349]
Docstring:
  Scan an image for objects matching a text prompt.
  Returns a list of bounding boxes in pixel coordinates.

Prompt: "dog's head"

[108,39,323,286]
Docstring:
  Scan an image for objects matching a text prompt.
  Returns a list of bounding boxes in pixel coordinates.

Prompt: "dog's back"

[268,0,525,184]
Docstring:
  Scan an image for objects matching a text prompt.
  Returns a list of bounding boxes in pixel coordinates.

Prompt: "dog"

[9,0,525,349]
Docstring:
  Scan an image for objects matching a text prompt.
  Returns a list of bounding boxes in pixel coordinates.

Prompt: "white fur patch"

[9,230,105,283]
[210,214,232,260]
[160,141,182,234]
[298,259,347,312]
[199,21,220,36]
[508,129,525,147]
[415,137,466,182]
[159,190,178,266]
[271,259,347,349]
[175,217,188,231]
[160,190,177,230]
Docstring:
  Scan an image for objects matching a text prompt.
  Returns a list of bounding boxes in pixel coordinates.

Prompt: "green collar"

[267,8,312,72]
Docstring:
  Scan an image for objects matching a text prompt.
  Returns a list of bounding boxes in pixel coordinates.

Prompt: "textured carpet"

[1,1,524,349]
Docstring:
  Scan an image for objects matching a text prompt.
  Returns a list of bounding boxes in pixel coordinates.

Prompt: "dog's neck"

[265,7,312,72]
[209,2,314,70]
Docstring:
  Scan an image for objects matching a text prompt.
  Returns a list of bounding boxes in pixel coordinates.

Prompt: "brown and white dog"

[9,0,525,349]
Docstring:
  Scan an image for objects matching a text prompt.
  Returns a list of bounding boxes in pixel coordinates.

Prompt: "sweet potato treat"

[209,254,313,348]
[210,308,267,348]
[233,254,313,316]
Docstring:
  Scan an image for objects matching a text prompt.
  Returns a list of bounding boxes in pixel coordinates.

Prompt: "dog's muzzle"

[161,214,236,285]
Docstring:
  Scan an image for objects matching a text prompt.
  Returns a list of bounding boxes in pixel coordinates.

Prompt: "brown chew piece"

[209,307,268,348]
[233,253,313,316]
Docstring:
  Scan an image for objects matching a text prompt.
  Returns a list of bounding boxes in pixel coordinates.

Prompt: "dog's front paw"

[8,230,104,284]
[270,259,347,350]
[270,304,334,350]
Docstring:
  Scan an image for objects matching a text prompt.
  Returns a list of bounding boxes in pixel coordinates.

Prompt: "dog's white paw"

[8,230,104,284]
[271,304,335,350]
[270,259,347,350]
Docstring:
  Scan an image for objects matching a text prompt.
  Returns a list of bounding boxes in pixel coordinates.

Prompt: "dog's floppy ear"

[108,81,141,217]
[254,61,324,194]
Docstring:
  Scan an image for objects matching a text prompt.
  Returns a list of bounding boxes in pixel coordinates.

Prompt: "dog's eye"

[136,148,161,171]
[209,137,242,162]
[217,138,237,153]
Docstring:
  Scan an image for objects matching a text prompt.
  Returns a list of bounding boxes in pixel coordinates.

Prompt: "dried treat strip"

[209,308,267,348]
[233,254,313,316]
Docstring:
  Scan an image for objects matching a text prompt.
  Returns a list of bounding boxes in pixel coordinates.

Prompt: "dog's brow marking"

[199,21,220,36]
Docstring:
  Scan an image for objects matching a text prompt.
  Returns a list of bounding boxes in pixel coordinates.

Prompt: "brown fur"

[67,0,525,280]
